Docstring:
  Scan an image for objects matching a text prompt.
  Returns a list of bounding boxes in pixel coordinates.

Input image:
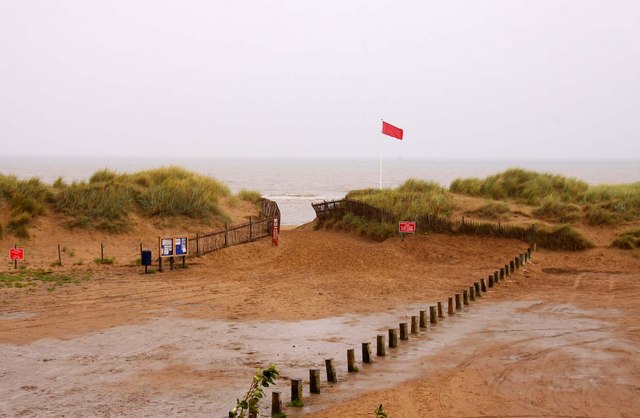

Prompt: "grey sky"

[1,0,639,160]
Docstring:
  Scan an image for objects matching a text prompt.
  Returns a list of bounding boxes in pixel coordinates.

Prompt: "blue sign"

[175,237,188,256]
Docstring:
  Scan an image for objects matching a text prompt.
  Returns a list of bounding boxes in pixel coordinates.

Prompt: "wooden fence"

[312,198,535,243]
[192,198,281,256]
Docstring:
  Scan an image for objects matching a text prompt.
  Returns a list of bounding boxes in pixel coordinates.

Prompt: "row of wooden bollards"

[266,245,536,417]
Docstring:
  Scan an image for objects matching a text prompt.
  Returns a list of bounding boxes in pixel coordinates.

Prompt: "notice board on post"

[175,237,188,256]
[159,237,174,258]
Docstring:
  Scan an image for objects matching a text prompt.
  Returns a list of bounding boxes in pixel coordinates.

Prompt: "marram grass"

[0,167,259,236]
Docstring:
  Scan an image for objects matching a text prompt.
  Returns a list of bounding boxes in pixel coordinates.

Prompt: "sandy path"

[1,230,639,417]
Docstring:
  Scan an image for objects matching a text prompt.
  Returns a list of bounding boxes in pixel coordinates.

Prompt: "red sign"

[399,221,416,234]
[10,248,24,260]
[272,225,279,246]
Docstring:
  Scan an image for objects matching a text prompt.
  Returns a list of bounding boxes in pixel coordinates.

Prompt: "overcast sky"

[1,1,638,160]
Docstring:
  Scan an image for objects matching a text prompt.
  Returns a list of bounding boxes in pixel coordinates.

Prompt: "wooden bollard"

[419,310,428,328]
[494,271,499,284]
[325,358,337,383]
[463,289,469,305]
[488,274,494,288]
[474,282,481,297]
[376,334,386,356]
[411,316,419,334]
[510,260,515,272]
[500,267,505,280]
[437,301,445,318]
[448,297,454,315]
[469,286,475,301]
[347,348,357,372]
[399,322,409,340]
[310,369,321,394]
[504,264,510,276]
[429,306,438,324]
[362,342,372,363]
[455,293,462,310]
[271,391,282,416]
[515,256,520,269]
[520,253,525,265]
[481,279,487,292]
[291,378,303,403]
[389,329,398,348]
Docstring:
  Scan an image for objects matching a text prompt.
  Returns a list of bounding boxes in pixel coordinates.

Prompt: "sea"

[1,157,638,226]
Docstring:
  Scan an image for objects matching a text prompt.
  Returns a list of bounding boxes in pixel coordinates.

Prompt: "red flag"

[382,121,403,140]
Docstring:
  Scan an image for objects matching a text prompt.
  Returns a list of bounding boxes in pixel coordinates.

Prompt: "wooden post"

[469,286,475,301]
[362,342,372,363]
[429,306,438,324]
[488,274,494,288]
[399,323,409,340]
[224,224,229,247]
[463,289,469,305]
[290,378,303,404]
[437,301,444,318]
[505,263,510,276]
[57,244,62,266]
[100,243,104,263]
[474,282,481,297]
[448,297,454,315]
[481,279,487,292]
[419,310,428,328]
[195,233,200,257]
[494,271,499,284]
[510,260,515,272]
[388,329,398,348]
[169,256,174,271]
[515,256,520,269]
[500,267,505,280]
[347,349,357,372]
[376,334,386,356]
[455,293,462,310]
[14,244,17,270]
[249,216,253,241]
[272,392,282,416]
[158,256,163,272]
[325,358,337,383]
[411,316,419,334]
[310,369,321,394]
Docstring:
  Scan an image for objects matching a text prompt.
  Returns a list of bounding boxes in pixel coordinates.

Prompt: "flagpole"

[379,119,383,189]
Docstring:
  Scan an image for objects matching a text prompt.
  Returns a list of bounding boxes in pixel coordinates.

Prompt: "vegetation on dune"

[0,269,87,289]
[0,167,257,237]
[612,228,640,250]
[318,213,397,241]
[535,224,594,251]
[347,179,454,219]
[466,200,511,221]
[450,168,640,224]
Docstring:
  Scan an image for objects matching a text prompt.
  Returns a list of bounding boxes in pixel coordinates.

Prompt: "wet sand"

[1,230,639,417]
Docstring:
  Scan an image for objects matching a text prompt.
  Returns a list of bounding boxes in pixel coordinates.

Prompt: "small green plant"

[94,257,115,265]
[229,364,279,418]
[272,413,287,418]
[50,260,62,267]
[288,399,304,407]
[374,404,388,417]
[468,200,511,221]
[62,246,75,257]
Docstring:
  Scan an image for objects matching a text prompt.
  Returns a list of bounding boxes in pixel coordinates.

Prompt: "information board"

[10,248,24,260]
[160,238,174,257]
[175,237,188,256]
[399,221,416,234]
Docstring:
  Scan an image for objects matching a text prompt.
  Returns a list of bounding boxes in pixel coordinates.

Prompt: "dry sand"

[1,227,639,417]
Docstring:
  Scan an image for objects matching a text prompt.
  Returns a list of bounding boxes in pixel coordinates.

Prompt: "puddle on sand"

[0,300,612,417]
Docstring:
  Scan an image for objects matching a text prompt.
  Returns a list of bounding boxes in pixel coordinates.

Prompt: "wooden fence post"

[195,233,200,257]
[474,282,481,297]
[310,369,321,394]
[291,378,303,403]
[411,316,419,334]
[362,342,372,363]
[429,306,438,324]
[463,289,469,305]
[249,217,253,242]
[224,224,229,247]
[469,286,475,301]
[377,334,386,356]
[325,358,337,383]
[271,392,282,416]
[488,274,494,288]
[347,349,357,372]
[399,323,409,340]
[481,279,487,292]
[388,329,398,348]
[510,260,515,272]
[494,271,499,284]
[419,310,428,328]
[448,297,454,315]
[455,293,462,310]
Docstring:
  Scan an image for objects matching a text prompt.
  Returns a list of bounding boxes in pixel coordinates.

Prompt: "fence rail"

[312,198,535,243]
[192,198,281,256]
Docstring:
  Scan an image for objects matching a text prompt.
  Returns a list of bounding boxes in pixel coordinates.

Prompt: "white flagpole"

[379,119,383,189]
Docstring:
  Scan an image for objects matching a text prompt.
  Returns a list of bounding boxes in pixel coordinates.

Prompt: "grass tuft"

[467,200,511,221]
[611,228,640,250]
